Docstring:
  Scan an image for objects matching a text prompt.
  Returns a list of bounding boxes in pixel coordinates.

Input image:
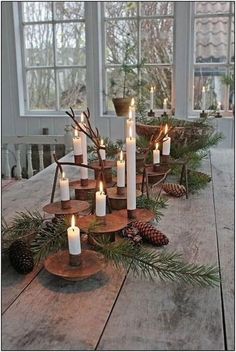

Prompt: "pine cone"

[162,183,186,197]
[132,221,169,246]
[9,240,34,274]
[122,224,142,245]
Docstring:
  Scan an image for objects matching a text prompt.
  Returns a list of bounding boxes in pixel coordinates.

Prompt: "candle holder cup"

[96,215,106,225]
[161,111,168,118]
[61,200,72,210]
[74,154,83,165]
[81,178,89,187]
[127,209,136,219]
[69,253,81,267]
[153,163,160,172]
[148,109,155,117]
[200,110,207,119]
[161,155,170,164]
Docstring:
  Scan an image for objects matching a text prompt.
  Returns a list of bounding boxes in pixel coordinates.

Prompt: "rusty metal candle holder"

[69,253,81,266]
[107,187,142,211]
[69,179,97,201]
[61,200,71,210]
[43,200,90,219]
[148,109,155,117]
[200,110,208,119]
[74,154,83,165]
[153,163,161,172]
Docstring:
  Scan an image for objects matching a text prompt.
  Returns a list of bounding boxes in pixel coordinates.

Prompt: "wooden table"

[2,150,234,350]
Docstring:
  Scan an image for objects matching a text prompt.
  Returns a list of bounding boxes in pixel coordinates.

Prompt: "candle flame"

[99,181,103,193]
[120,150,123,161]
[81,113,84,123]
[74,128,78,137]
[150,86,154,93]
[131,98,135,107]
[202,86,205,93]
[62,171,65,179]
[164,98,168,104]
[164,124,168,135]
[71,214,75,228]
[101,138,104,145]
[129,126,132,139]
[155,142,159,150]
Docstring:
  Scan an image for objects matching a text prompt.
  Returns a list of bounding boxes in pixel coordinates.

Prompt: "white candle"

[79,113,88,179]
[130,97,135,120]
[150,87,154,110]
[217,101,221,110]
[126,113,134,138]
[67,215,81,255]
[126,127,136,210]
[99,139,106,161]
[117,150,125,187]
[96,181,106,217]
[202,86,206,110]
[162,124,171,155]
[59,172,70,201]
[73,128,82,156]
[163,98,168,111]
[153,143,160,164]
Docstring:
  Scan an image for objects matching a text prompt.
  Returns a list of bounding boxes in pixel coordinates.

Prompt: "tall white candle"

[96,181,106,217]
[150,87,154,110]
[117,150,125,187]
[217,101,221,110]
[126,111,134,138]
[99,139,106,160]
[79,113,88,179]
[67,215,81,255]
[59,172,70,201]
[202,86,206,110]
[126,127,136,210]
[153,143,160,164]
[163,98,168,111]
[73,128,82,156]
[162,124,171,156]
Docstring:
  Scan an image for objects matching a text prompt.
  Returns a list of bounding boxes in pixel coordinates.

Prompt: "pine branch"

[136,195,168,222]
[91,236,220,287]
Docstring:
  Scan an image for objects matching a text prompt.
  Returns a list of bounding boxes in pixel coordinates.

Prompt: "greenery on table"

[136,195,168,223]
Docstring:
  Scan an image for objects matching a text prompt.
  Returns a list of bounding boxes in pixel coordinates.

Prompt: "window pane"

[105,21,137,64]
[195,2,230,15]
[24,24,53,66]
[193,67,226,110]
[56,23,86,66]
[141,67,172,109]
[58,69,86,110]
[22,2,52,22]
[141,2,174,16]
[141,19,173,64]
[105,2,137,18]
[195,17,229,63]
[54,2,84,20]
[231,17,235,62]
[27,69,56,110]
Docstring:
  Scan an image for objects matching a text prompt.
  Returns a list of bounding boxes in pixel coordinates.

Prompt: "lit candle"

[67,215,81,255]
[126,126,136,210]
[162,124,171,156]
[117,150,125,187]
[79,113,88,179]
[59,172,70,201]
[150,87,154,110]
[99,138,106,160]
[202,86,206,110]
[96,181,106,217]
[73,128,82,156]
[217,101,221,111]
[153,143,160,164]
[163,98,168,111]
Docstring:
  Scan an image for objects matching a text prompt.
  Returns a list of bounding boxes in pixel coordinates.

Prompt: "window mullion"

[52,2,59,111]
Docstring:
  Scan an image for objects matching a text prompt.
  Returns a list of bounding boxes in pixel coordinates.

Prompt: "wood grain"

[210,148,234,350]
[98,156,225,350]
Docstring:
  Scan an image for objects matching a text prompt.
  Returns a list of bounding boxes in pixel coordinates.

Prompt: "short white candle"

[99,138,106,161]
[217,101,221,110]
[67,215,81,255]
[79,113,88,179]
[162,124,171,155]
[117,150,125,187]
[59,172,70,201]
[96,181,106,217]
[126,127,136,210]
[153,143,160,164]
[73,128,82,156]
[163,98,168,111]
[202,86,206,110]
[150,87,154,110]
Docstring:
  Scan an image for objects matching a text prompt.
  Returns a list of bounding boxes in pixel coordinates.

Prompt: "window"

[193,2,234,112]
[102,2,174,114]
[21,2,86,113]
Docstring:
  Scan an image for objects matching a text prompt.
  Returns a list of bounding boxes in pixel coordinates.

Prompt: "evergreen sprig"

[91,236,220,287]
[136,195,168,222]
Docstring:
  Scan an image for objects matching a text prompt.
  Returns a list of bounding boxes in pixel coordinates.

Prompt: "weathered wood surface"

[98,156,225,350]
[210,148,234,350]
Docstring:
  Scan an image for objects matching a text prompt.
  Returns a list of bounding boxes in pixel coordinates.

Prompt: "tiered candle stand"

[44,249,105,281]
[43,200,90,219]
[69,179,97,201]
[107,187,142,210]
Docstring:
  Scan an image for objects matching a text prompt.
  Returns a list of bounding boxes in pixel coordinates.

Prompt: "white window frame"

[100,1,175,116]
[13,1,87,117]
[188,1,234,117]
